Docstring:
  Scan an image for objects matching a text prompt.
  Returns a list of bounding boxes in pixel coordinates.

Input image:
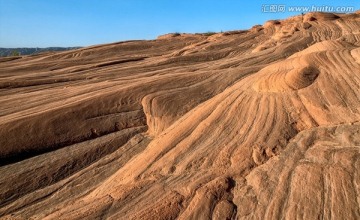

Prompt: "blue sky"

[0,0,359,47]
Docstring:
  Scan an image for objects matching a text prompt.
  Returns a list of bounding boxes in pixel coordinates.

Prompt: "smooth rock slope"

[0,12,360,219]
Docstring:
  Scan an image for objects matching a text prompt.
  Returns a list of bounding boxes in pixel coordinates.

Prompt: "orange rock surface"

[0,12,360,219]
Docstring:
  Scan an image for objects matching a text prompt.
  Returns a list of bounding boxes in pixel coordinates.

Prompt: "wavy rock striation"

[0,12,360,219]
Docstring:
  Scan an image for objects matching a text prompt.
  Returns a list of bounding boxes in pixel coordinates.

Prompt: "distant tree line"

[0,47,81,57]
[10,50,20,56]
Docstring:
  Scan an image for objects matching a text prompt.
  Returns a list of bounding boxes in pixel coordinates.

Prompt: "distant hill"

[0,47,81,56]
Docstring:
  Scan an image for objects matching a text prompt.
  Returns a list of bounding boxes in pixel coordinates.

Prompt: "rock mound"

[0,12,359,219]
[303,12,340,21]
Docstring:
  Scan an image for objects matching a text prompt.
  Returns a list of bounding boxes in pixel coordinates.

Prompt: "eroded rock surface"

[0,12,360,219]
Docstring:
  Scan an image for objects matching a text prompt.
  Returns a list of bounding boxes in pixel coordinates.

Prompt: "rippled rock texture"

[0,12,360,219]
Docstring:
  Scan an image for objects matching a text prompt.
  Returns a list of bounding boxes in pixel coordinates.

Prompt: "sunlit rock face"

[0,12,360,220]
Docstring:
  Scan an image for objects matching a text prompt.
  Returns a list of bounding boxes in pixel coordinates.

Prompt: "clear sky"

[0,0,359,48]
